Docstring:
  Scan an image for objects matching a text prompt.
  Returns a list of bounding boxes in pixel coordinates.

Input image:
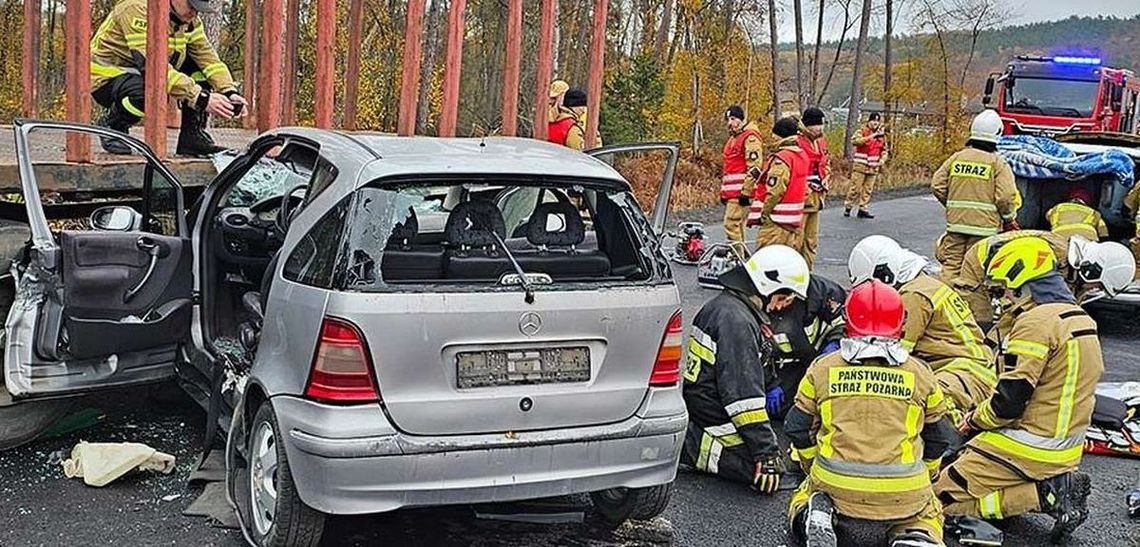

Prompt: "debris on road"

[61,441,176,487]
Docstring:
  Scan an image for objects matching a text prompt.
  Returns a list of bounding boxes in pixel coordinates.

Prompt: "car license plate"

[456,347,590,389]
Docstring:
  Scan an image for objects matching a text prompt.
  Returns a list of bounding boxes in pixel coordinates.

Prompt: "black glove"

[720,197,728,205]
[752,456,784,494]
[738,196,751,206]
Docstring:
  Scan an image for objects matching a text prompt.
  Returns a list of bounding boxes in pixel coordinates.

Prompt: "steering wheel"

[277,184,309,232]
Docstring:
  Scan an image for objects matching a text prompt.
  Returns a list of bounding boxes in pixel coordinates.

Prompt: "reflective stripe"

[90,62,130,78]
[125,32,147,49]
[706,423,737,437]
[722,174,746,182]
[811,462,929,493]
[202,62,228,79]
[725,397,766,416]
[730,409,770,427]
[798,376,817,399]
[1055,339,1080,438]
[975,430,1084,465]
[947,200,999,212]
[973,403,1003,430]
[707,440,723,473]
[941,358,998,387]
[947,223,999,236]
[819,400,835,458]
[166,69,184,92]
[932,286,987,361]
[900,338,916,351]
[688,338,715,365]
[979,491,1004,519]
[1007,339,1049,360]
[120,96,145,118]
[746,209,763,221]
[924,458,942,474]
[720,183,744,192]
[188,25,207,42]
[816,455,928,478]
[795,445,818,460]
[696,433,713,471]
[900,405,921,464]
[769,214,804,224]
[926,387,945,410]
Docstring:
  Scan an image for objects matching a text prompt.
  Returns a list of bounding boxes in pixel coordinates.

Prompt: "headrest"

[444,200,506,248]
[526,202,585,247]
[388,207,418,244]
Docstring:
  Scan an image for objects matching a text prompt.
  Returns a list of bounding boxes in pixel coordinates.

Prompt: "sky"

[776,0,1140,44]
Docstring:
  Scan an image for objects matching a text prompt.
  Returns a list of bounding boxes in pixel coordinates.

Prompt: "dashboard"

[212,194,303,266]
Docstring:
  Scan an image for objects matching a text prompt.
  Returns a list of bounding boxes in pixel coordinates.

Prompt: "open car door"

[5,120,193,399]
[587,142,680,234]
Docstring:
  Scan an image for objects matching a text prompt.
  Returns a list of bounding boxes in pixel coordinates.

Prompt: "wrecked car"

[1,120,686,545]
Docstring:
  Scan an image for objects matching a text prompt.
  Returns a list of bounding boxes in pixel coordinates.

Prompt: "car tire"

[246,401,325,547]
[589,482,674,527]
[0,328,75,452]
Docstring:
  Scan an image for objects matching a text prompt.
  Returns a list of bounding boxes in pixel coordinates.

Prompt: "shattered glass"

[212,152,306,208]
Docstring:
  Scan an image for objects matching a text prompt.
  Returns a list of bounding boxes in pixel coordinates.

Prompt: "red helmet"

[1069,187,1093,205]
[845,280,905,338]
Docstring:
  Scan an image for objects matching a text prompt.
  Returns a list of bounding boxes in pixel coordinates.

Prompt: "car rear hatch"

[325,285,679,435]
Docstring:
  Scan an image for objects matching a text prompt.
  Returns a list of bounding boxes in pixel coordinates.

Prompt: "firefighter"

[786,280,955,547]
[844,113,887,219]
[849,235,995,424]
[548,88,587,151]
[1046,187,1108,242]
[720,105,765,250]
[953,230,1135,330]
[931,109,1021,282]
[1124,184,1140,280]
[548,79,569,123]
[798,107,830,269]
[747,117,809,251]
[90,0,248,157]
[682,245,809,493]
[934,237,1101,542]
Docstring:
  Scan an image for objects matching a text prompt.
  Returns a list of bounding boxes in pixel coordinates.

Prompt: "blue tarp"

[997,135,1135,189]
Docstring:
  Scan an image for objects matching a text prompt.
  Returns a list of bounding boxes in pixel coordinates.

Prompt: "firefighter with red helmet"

[721,105,765,250]
[748,117,809,251]
[798,107,830,268]
[786,280,954,547]
[1046,187,1108,242]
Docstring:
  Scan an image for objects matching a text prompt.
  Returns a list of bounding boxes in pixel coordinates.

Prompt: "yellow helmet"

[985,237,1058,290]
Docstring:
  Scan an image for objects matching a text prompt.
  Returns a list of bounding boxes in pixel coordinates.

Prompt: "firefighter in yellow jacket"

[785,280,954,547]
[935,237,1102,542]
[747,117,809,251]
[1125,184,1140,280]
[848,235,996,424]
[90,0,247,157]
[931,110,1020,281]
[1046,188,1108,242]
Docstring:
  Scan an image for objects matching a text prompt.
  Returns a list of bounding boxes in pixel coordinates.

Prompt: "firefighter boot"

[176,107,227,157]
[857,209,876,219]
[96,109,134,155]
[945,515,1003,546]
[890,530,942,547]
[796,492,838,547]
[1039,471,1091,543]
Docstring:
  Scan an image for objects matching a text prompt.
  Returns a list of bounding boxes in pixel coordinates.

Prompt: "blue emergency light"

[1052,56,1102,65]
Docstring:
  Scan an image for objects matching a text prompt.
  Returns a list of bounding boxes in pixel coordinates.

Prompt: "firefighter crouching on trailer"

[798,107,830,269]
[681,246,811,493]
[786,280,955,547]
[844,113,887,219]
[747,117,809,251]
[849,235,996,425]
[720,105,766,251]
[952,230,1135,331]
[932,109,1021,282]
[90,0,248,157]
[1046,188,1109,242]
[935,237,1101,542]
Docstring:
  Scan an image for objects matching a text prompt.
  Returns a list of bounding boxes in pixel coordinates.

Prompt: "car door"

[587,142,680,234]
[5,120,193,399]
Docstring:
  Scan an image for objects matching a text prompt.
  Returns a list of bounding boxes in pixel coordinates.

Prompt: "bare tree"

[417,0,446,134]
[815,0,856,105]
[917,0,953,145]
[655,0,674,63]
[884,0,893,114]
[954,0,1009,90]
[767,0,781,116]
[810,0,824,102]
[843,0,873,158]
[793,0,806,109]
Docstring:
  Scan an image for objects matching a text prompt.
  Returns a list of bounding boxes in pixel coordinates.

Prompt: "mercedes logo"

[519,312,542,336]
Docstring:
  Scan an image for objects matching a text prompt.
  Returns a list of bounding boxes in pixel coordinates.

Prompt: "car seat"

[515,202,611,278]
[443,200,511,280]
[379,207,446,281]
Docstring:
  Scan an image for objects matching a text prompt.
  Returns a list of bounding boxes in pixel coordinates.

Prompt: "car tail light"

[650,310,683,387]
[304,317,380,404]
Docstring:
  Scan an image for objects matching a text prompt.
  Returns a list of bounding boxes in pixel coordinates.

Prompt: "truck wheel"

[246,401,326,547]
[590,483,674,527]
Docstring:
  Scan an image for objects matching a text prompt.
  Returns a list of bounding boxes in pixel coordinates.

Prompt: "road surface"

[1,194,1138,546]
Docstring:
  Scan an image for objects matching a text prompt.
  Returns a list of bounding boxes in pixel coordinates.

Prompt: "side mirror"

[982,76,995,105]
[90,205,142,232]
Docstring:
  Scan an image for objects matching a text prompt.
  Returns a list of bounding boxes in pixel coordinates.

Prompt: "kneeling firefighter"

[849,235,996,424]
[682,246,808,493]
[935,237,1102,542]
[786,280,955,547]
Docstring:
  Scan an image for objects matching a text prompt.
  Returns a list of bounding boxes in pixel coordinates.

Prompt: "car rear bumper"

[271,388,687,515]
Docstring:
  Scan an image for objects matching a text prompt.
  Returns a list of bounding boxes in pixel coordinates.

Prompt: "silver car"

[2,121,686,546]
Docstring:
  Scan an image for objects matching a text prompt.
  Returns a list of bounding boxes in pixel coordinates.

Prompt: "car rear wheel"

[247,401,325,547]
[589,482,674,527]
[0,327,75,452]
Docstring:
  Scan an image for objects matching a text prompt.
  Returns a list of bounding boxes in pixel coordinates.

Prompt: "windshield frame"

[1003,76,1102,118]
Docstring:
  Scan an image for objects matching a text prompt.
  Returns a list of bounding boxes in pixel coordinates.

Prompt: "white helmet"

[848,235,902,285]
[1068,238,1136,297]
[745,245,810,298]
[970,109,1003,144]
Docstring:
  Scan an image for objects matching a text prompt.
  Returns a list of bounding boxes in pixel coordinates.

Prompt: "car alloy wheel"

[249,420,279,537]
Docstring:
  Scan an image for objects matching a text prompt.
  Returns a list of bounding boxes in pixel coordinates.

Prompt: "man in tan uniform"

[785,280,954,547]
[931,110,1020,282]
[798,107,830,268]
[747,117,808,251]
[844,113,887,219]
[1046,188,1108,242]
[935,237,1101,542]
[720,106,765,250]
[848,235,995,425]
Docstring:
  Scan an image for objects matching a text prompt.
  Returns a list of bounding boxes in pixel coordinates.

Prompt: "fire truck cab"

[983,55,1140,137]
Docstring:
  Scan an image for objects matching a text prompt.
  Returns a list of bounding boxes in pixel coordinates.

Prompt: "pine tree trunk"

[767,0,780,118]
[844,0,873,158]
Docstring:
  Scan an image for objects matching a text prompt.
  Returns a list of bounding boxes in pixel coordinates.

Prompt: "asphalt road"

[1,194,1138,546]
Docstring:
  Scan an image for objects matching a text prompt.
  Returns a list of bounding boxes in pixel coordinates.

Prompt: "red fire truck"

[983,55,1140,136]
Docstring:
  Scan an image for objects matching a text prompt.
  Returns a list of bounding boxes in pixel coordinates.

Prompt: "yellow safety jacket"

[899,274,996,387]
[1046,202,1107,242]
[953,231,1072,319]
[91,0,237,105]
[1125,185,1140,240]
[970,302,1103,478]
[931,148,1021,237]
[792,352,947,521]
